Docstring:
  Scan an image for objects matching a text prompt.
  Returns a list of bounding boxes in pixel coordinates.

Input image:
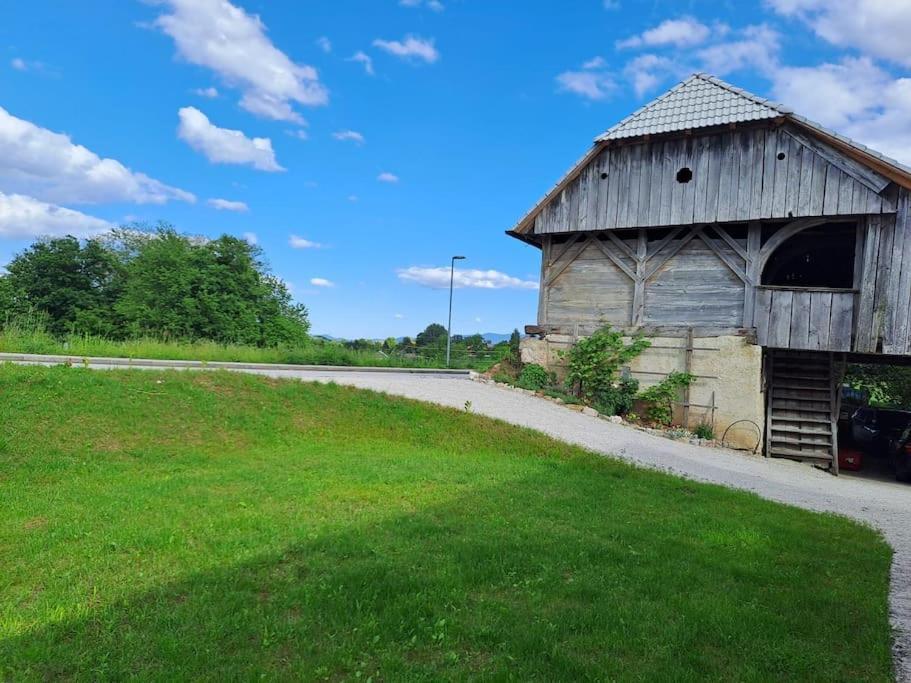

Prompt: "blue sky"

[1,1,909,338]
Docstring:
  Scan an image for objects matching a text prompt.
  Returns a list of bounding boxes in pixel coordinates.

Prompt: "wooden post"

[633,229,648,326]
[682,327,694,428]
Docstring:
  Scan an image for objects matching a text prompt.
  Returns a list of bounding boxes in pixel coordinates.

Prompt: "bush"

[638,371,695,426]
[517,363,551,391]
[561,326,649,404]
[593,376,640,416]
[693,423,715,440]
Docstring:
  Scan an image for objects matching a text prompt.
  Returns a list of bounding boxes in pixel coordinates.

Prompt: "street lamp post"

[446,255,466,367]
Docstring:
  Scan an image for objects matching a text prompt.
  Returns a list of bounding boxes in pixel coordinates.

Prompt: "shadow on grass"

[0,466,893,682]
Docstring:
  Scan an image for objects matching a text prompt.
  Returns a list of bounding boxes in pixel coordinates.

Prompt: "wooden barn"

[509,73,911,470]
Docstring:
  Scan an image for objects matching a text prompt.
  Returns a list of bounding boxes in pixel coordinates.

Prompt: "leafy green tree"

[561,326,650,404]
[416,323,447,347]
[2,236,124,336]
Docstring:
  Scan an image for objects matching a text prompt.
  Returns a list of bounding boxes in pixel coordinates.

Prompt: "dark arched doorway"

[761,222,856,288]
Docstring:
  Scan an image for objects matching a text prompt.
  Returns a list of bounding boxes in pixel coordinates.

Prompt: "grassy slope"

[0,365,893,681]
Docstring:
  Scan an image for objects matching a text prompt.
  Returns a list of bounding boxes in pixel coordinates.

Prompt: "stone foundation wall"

[520,333,764,451]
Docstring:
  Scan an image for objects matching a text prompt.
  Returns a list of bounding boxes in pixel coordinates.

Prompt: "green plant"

[626,412,640,423]
[517,363,551,391]
[560,326,649,405]
[543,388,582,405]
[491,371,515,385]
[693,422,715,440]
[593,376,640,416]
[638,371,696,426]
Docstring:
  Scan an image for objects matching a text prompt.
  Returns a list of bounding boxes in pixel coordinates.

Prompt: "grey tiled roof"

[595,73,787,141]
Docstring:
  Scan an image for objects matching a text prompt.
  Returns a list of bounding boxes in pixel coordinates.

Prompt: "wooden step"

[771,399,830,413]
[774,382,831,392]
[769,447,833,461]
[770,435,832,448]
[770,412,832,425]
[770,423,833,437]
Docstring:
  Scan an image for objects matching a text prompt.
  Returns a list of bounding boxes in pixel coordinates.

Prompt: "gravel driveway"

[9,357,911,679]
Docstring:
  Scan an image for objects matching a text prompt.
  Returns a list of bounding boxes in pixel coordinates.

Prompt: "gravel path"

[12,358,911,679]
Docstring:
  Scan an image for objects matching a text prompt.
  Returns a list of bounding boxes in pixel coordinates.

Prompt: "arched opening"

[761,222,856,288]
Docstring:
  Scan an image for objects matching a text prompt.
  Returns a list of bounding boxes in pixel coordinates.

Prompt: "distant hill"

[481,332,511,345]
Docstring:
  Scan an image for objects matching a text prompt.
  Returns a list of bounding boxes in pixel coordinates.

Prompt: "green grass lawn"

[0,365,893,681]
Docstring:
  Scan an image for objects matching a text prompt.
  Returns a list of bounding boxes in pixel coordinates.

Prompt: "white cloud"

[207,197,249,211]
[582,56,608,70]
[400,0,444,10]
[177,107,283,172]
[310,277,334,287]
[288,129,309,141]
[770,57,911,164]
[289,235,324,249]
[624,54,676,96]
[373,35,439,63]
[193,86,219,98]
[0,105,194,205]
[697,24,780,76]
[0,192,111,239]
[242,231,257,244]
[618,17,712,49]
[347,51,375,76]
[397,266,539,290]
[767,0,911,67]
[152,0,328,123]
[556,69,615,100]
[11,58,27,71]
[377,172,399,183]
[394,312,405,319]
[316,36,332,53]
[332,130,365,144]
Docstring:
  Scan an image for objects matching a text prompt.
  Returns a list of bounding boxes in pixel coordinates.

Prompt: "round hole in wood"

[676,167,693,183]
[777,152,786,160]
[600,172,608,180]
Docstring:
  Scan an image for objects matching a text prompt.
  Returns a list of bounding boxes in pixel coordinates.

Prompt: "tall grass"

[0,321,499,370]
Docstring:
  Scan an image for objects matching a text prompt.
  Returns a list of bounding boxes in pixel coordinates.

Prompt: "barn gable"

[510,73,910,240]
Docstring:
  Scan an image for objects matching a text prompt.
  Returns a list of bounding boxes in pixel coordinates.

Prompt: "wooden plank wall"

[755,288,854,351]
[860,188,911,355]
[533,125,896,235]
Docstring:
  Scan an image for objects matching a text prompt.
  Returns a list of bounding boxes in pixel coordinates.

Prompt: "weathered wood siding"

[533,125,895,235]
[543,240,634,327]
[858,189,911,355]
[755,287,854,351]
[645,239,745,325]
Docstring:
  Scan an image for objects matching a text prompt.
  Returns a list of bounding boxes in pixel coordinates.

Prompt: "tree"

[0,225,310,347]
[416,323,447,347]
[2,236,124,336]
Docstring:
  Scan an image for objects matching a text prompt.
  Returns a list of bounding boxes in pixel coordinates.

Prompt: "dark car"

[851,407,911,455]
[888,425,911,482]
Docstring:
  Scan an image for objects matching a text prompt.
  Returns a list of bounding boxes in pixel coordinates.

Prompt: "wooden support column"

[682,327,694,428]
[633,229,648,325]
[744,221,762,328]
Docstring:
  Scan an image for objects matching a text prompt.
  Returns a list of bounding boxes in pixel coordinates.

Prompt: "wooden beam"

[782,126,891,194]
[544,235,590,288]
[712,224,749,262]
[633,229,647,326]
[644,227,699,280]
[698,229,748,283]
[590,236,636,281]
[757,217,831,273]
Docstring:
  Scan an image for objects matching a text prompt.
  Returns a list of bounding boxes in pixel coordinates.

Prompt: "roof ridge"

[595,72,786,142]
[596,74,701,142]
[693,72,791,114]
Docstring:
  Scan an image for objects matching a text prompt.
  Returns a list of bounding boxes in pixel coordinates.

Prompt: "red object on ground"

[838,446,864,471]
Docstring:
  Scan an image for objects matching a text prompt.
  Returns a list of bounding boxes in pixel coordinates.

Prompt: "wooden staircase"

[766,351,839,472]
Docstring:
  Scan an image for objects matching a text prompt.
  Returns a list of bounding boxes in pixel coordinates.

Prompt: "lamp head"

[453,255,466,260]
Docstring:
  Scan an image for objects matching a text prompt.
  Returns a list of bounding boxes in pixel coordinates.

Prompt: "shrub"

[561,326,649,404]
[517,363,551,391]
[492,371,515,386]
[693,423,715,440]
[638,371,695,426]
[593,376,639,416]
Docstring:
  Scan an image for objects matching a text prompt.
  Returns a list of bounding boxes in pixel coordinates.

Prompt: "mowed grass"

[0,365,894,681]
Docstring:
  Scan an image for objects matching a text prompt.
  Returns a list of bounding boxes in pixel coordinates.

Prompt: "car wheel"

[894,453,911,483]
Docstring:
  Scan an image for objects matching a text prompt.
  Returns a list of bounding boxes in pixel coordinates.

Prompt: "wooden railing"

[755,286,855,351]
